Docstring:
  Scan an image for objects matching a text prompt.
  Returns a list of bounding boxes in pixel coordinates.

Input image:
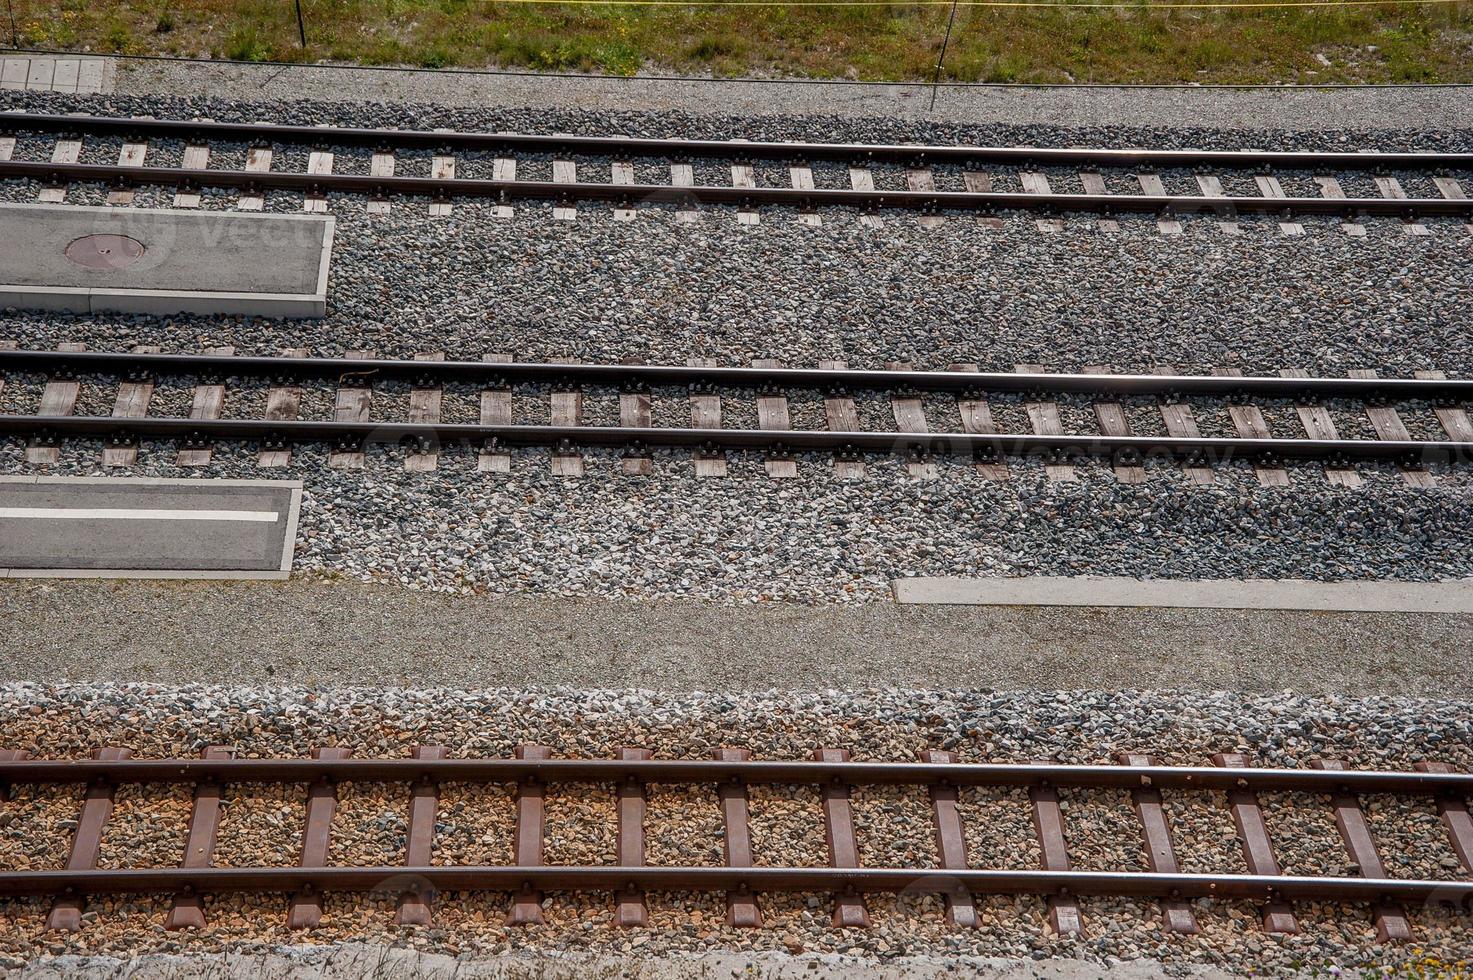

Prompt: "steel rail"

[3,111,1471,173]
[1,867,1468,904]
[3,416,1467,465]
[0,159,1467,218]
[4,349,1470,400]
[2,758,1469,794]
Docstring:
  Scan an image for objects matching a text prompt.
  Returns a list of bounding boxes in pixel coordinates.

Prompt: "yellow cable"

[462,0,1467,7]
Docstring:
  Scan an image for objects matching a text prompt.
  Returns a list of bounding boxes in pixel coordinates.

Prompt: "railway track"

[1,749,1469,939]
[2,112,1472,224]
[1,347,1471,483]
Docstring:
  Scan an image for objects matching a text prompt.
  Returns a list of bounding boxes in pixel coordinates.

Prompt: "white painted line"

[0,476,300,580]
[1,567,290,581]
[891,576,1473,614]
[0,507,279,522]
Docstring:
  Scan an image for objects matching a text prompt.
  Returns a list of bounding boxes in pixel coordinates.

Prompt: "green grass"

[9,0,1473,84]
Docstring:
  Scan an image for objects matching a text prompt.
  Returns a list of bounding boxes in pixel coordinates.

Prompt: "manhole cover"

[64,234,146,270]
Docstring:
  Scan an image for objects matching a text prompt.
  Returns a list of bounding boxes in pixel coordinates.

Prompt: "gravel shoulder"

[110,57,1473,133]
[1,577,1469,696]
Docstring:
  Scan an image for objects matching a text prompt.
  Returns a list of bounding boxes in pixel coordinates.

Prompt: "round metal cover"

[63,234,146,270]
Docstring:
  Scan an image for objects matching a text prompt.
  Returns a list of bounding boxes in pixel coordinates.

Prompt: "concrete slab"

[77,57,106,95]
[0,476,301,579]
[51,58,80,94]
[1,55,111,93]
[0,203,333,318]
[23,58,52,91]
[0,59,28,91]
[891,575,1473,614]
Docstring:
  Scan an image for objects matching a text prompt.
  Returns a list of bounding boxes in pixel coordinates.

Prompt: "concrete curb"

[891,576,1473,614]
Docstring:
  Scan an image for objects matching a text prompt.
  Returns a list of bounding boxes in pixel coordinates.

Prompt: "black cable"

[295,0,308,47]
[930,0,960,110]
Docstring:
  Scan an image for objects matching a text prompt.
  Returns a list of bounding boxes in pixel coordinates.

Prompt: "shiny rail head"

[1,416,1470,467]
[1,158,1471,220]
[2,755,1470,793]
[2,348,1471,399]
[2,866,1473,906]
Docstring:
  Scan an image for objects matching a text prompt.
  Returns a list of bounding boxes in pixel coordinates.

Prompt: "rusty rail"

[1,111,1470,219]
[3,112,1468,171]
[1,749,1470,937]
[2,349,1470,468]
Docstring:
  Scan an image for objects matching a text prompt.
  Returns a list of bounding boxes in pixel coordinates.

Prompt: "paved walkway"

[3,52,1470,132]
[2,578,1468,696]
[0,51,1451,133]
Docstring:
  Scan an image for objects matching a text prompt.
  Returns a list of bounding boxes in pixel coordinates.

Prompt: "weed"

[593,39,640,75]
[416,45,454,68]
[223,23,272,62]
[102,20,135,52]
[1187,35,1235,70]
[8,0,1473,84]
[688,35,745,61]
